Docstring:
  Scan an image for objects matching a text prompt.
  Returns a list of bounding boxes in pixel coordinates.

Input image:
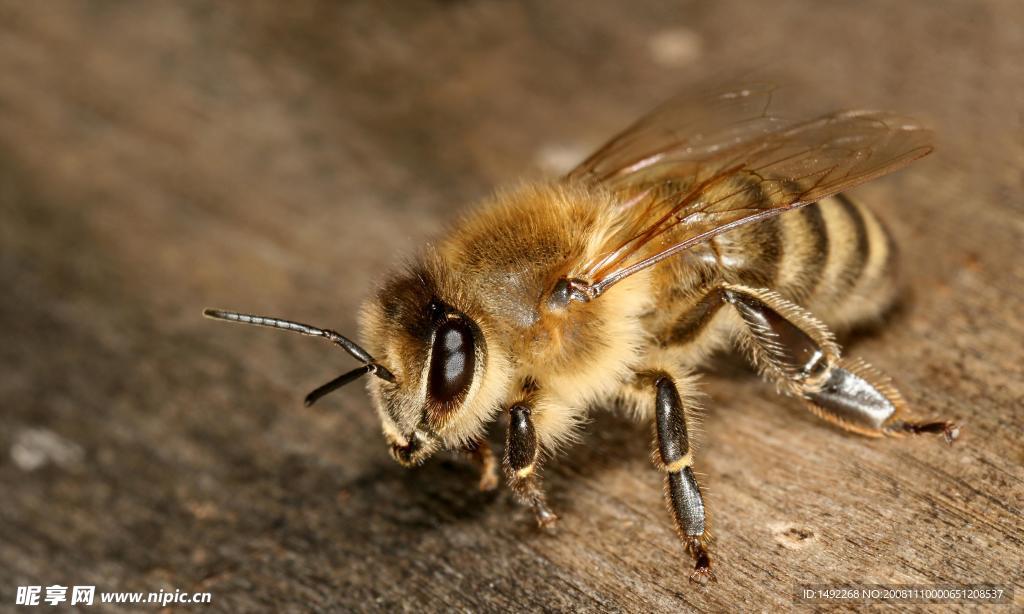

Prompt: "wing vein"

[562,81,934,300]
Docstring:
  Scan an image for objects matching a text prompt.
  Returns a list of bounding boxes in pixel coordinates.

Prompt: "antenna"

[203,308,395,403]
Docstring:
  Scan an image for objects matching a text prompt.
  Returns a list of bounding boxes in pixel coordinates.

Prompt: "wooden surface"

[1,2,1022,611]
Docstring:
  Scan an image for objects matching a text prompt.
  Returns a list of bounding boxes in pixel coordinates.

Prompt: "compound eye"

[427,318,475,407]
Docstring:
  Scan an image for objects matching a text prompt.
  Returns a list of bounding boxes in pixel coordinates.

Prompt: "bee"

[205,82,959,583]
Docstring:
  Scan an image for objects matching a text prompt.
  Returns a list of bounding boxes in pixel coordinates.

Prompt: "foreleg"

[503,403,558,528]
[462,439,499,492]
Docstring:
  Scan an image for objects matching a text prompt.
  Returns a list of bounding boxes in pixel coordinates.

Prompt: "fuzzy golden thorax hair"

[358,182,655,465]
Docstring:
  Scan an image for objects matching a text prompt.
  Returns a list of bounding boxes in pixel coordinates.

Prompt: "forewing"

[568,81,791,184]
[570,106,934,296]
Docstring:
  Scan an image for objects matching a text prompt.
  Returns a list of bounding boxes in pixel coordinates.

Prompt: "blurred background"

[1,1,1021,611]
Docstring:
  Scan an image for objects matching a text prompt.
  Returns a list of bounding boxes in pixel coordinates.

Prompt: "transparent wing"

[568,81,791,184]
[566,89,934,298]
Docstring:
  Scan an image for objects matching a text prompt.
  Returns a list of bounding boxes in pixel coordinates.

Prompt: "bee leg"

[722,283,959,442]
[462,439,499,492]
[649,372,716,584]
[503,403,558,528]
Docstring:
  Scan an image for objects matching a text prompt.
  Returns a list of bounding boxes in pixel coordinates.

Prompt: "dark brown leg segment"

[722,283,959,442]
[653,374,715,584]
[503,404,558,528]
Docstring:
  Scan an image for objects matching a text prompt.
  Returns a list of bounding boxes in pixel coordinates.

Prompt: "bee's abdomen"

[657,192,899,348]
[711,193,899,330]
[802,194,899,327]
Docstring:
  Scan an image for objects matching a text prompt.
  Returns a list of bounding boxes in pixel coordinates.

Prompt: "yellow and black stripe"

[663,187,899,344]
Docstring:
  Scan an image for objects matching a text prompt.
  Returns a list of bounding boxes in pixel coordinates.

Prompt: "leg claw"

[535,506,559,529]
[689,565,717,585]
[942,422,961,445]
[896,419,961,445]
[686,537,715,584]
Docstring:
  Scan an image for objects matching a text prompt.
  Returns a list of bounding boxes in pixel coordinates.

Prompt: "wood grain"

[0,1,1021,611]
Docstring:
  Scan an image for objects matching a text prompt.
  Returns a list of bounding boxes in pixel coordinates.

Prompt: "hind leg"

[722,283,959,441]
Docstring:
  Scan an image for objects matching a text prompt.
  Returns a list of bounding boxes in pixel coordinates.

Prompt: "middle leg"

[642,370,716,583]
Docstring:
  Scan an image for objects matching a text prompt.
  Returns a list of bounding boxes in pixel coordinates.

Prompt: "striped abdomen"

[658,192,899,348]
[717,193,898,327]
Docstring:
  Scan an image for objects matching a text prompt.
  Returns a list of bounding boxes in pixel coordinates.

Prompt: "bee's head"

[367,302,484,467]
[203,259,510,468]
[359,263,509,467]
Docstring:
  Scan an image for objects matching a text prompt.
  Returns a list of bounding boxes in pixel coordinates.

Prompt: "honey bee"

[205,82,959,583]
